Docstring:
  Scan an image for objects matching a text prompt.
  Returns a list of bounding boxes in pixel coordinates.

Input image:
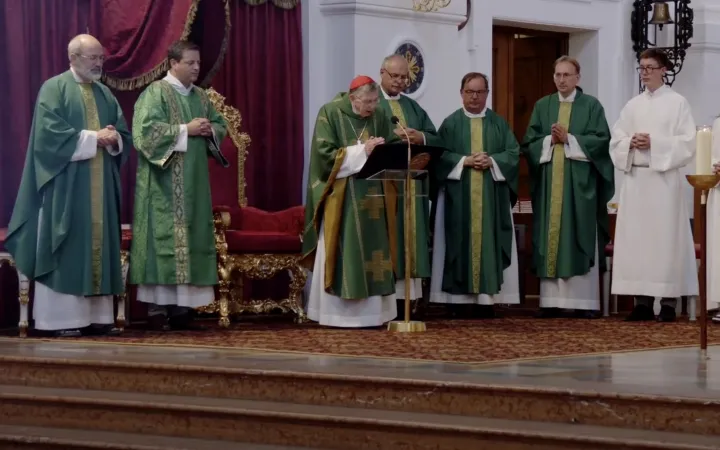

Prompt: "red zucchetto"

[349,75,375,90]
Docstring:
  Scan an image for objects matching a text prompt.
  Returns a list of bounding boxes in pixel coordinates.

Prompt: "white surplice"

[136,72,215,310]
[706,118,720,310]
[32,68,123,331]
[609,85,698,298]
[306,143,398,327]
[537,90,600,310]
[381,88,424,300]
[429,108,520,305]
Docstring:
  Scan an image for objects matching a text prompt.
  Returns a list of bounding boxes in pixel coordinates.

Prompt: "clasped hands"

[630,133,651,150]
[97,125,119,147]
[188,118,214,137]
[463,152,492,170]
[550,123,569,145]
[393,127,424,145]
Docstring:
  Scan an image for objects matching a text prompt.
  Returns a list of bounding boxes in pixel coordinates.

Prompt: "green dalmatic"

[302,92,401,299]
[435,108,519,295]
[130,80,227,286]
[521,90,614,279]
[377,94,441,282]
[5,71,130,297]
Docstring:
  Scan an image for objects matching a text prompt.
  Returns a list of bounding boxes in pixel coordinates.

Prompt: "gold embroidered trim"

[469,117,484,293]
[244,0,299,9]
[546,102,572,277]
[159,81,190,283]
[102,0,200,90]
[79,84,105,294]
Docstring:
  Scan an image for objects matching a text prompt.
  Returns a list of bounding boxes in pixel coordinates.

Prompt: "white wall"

[302,0,720,208]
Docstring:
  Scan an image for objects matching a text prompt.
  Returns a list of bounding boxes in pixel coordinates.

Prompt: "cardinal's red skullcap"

[349,75,375,90]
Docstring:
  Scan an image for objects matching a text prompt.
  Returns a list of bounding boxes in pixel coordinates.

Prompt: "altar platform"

[0,318,719,449]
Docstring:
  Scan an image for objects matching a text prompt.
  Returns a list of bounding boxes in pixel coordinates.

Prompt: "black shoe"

[50,329,83,338]
[574,309,601,319]
[657,305,677,323]
[625,304,655,321]
[83,325,122,336]
[472,305,496,319]
[168,313,206,331]
[536,307,562,318]
[147,314,171,331]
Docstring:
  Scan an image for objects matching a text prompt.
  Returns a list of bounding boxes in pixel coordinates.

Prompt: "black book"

[355,143,446,179]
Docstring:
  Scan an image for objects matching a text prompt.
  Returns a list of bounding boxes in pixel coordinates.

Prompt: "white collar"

[644,84,668,97]
[381,87,401,101]
[559,89,577,103]
[463,107,487,118]
[164,71,194,96]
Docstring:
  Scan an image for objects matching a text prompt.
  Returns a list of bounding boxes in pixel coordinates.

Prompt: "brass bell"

[649,2,673,26]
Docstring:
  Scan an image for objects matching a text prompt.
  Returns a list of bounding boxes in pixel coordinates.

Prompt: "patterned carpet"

[50,317,719,363]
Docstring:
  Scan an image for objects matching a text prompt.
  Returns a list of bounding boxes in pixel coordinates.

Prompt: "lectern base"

[387,320,427,333]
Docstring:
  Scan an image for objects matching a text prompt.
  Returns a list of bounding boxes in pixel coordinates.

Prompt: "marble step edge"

[0,425,311,450]
[0,384,718,450]
[1,353,717,406]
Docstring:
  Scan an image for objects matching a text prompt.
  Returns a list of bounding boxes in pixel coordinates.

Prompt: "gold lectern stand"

[686,173,720,357]
[367,165,428,333]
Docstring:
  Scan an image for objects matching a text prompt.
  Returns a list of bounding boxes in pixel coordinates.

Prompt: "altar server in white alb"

[609,48,698,322]
[706,124,720,323]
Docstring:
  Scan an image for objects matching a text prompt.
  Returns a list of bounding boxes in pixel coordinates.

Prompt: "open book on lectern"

[354,143,446,180]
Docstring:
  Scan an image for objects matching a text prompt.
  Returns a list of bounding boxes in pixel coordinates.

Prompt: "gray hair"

[381,54,407,70]
[350,82,379,96]
[67,34,101,60]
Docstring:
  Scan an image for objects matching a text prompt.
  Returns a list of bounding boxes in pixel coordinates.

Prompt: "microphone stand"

[387,119,426,333]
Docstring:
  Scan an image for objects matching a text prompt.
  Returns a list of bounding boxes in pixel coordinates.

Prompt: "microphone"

[391,116,400,125]
[391,116,410,143]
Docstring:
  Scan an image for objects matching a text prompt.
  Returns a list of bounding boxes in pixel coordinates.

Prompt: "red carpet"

[35,317,718,363]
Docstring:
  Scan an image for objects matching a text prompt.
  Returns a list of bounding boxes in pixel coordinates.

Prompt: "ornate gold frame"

[201,88,306,326]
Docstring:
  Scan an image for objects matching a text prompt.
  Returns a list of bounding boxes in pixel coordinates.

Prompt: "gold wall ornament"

[412,0,451,12]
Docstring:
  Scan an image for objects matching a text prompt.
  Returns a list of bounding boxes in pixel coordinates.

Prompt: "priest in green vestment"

[130,40,228,330]
[377,54,440,310]
[5,34,130,337]
[429,72,520,314]
[303,75,401,328]
[521,56,614,318]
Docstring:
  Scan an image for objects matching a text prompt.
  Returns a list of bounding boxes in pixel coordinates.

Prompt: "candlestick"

[696,125,713,175]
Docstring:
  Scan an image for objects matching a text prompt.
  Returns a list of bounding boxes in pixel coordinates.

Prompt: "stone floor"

[0,337,718,399]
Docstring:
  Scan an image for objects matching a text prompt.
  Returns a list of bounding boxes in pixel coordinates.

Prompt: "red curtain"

[0,0,93,227]
[211,0,304,211]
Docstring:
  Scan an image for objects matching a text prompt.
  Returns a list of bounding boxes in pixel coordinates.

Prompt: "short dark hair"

[461,72,489,91]
[639,48,672,70]
[168,40,200,64]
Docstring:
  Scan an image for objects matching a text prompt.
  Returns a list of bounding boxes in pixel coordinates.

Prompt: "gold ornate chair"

[204,88,307,326]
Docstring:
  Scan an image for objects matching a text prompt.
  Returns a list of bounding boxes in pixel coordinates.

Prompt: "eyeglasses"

[463,89,488,97]
[383,69,409,83]
[636,66,661,73]
[75,54,105,63]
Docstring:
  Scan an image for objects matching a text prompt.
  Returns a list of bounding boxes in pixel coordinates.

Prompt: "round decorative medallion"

[394,42,425,95]
[410,153,431,170]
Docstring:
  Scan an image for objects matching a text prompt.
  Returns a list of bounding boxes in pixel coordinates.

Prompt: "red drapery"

[211,0,304,211]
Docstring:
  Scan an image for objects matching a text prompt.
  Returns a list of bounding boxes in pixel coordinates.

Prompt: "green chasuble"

[5,70,131,296]
[302,93,401,299]
[435,109,519,295]
[521,90,614,278]
[377,93,440,281]
[130,80,227,286]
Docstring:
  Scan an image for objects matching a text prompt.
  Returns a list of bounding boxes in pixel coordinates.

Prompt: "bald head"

[68,34,105,82]
[380,54,409,96]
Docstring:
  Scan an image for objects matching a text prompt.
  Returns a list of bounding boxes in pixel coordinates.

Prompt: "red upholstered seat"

[121,229,132,251]
[215,205,304,254]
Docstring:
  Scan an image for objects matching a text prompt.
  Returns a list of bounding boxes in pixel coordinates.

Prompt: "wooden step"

[0,385,717,450]
[0,425,303,449]
[0,425,309,449]
[2,354,719,436]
